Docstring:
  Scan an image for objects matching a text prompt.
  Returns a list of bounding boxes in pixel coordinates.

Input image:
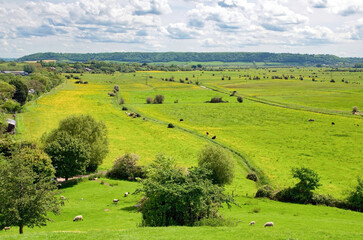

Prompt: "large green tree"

[0,153,61,234]
[44,131,89,181]
[43,114,108,173]
[9,79,28,105]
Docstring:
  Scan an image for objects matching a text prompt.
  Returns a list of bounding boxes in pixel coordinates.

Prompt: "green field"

[3,68,363,239]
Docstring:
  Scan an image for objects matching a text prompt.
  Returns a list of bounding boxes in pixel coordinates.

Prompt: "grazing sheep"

[3,227,10,231]
[308,119,314,122]
[180,119,184,121]
[331,122,335,125]
[124,192,129,197]
[264,222,274,227]
[113,199,119,204]
[212,136,216,139]
[73,215,83,222]
[249,221,255,226]
[60,196,67,200]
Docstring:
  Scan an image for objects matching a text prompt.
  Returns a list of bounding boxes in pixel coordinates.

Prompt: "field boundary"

[201,83,362,119]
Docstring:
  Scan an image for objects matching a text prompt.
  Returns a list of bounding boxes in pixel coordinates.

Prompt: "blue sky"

[0,0,362,58]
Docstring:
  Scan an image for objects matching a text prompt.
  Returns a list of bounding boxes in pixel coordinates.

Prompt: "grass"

[1,179,362,239]
[7,68,363,239]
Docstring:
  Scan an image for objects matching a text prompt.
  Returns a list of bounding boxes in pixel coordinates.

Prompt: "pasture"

[4,68,363,239]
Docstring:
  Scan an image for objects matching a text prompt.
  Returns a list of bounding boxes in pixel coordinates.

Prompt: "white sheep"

[113,199,119,204]
[3,227,10,231]
[249,221,255,226]
[73,215,83,222]
[124,192,129,197]
[264,222,274,227]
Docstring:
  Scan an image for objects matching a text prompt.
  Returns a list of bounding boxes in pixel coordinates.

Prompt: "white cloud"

[308,0,363,16]
[0,0,362,57]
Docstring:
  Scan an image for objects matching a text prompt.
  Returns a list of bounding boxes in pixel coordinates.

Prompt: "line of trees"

[17,52,363,65]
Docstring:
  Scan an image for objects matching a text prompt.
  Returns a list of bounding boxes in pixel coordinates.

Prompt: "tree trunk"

[65,177,68,181]
[19,225,24,234]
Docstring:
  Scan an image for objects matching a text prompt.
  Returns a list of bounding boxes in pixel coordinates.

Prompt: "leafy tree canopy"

[0,153,61,234]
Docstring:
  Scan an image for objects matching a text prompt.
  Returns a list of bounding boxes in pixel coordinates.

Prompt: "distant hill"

[17,52,363,66]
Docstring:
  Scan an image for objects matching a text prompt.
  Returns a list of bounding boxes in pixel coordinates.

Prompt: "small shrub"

[237,96,243,103]
[108,92,116,97]
[120,97,125,104]
[100,180,105,185]
[174,100,178,103]
[146,97,153,104]
[330,79,335,83]
[122,106,128,111]
[346,177,363,212]
[255,185,275,199]
[114,85,120,92]
[2,99,21,113]
[198,145,235,186]
[312,193,338,207]
[209,96,224,103]
[153,95,164,104]
[246,172,258,182]
[167,123,175,128]
[106,153,144,181]
[352,106,359,114]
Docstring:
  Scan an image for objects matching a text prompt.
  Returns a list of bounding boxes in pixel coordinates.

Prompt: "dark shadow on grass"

[120,206,138,212]
[58,178,85,189]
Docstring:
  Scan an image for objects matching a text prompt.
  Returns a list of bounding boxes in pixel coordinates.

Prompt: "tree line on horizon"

[17,52,363,66]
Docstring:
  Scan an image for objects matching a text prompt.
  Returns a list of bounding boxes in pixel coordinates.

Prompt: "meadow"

[3,67,362,239]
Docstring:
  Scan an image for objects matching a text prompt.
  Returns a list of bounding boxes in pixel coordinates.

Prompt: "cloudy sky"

[0,0,362,58]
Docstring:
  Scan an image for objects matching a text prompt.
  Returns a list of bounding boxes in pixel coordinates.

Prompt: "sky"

[0,0,362,58]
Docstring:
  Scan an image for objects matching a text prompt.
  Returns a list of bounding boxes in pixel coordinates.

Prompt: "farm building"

[6,118,16,134]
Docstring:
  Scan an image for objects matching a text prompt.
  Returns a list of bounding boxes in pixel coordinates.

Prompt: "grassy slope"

[1,179,362,239]
[4,69,362,239]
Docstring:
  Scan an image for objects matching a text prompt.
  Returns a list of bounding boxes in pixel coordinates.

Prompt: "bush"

[153,95,164,104]
[106,153,144,181]
[346,178,363,212]
[122,106,128,111]
[174,100,178,103]
[352,106,359,114]
[210,97,223,103]
[108,92,116,97]
[198,145,235,186]
[167,123,175,128]
[312,193,338,207]
[246,172,258,182]
[2,99,21,113]
[114,85,120,92]
[275,167,321,204]
[255,185,275,199]
[237,96,243,103]
[139,155,234,227]
[146,97,153,104]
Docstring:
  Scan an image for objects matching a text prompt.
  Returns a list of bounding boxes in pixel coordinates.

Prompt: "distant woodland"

[17,52,363,66]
